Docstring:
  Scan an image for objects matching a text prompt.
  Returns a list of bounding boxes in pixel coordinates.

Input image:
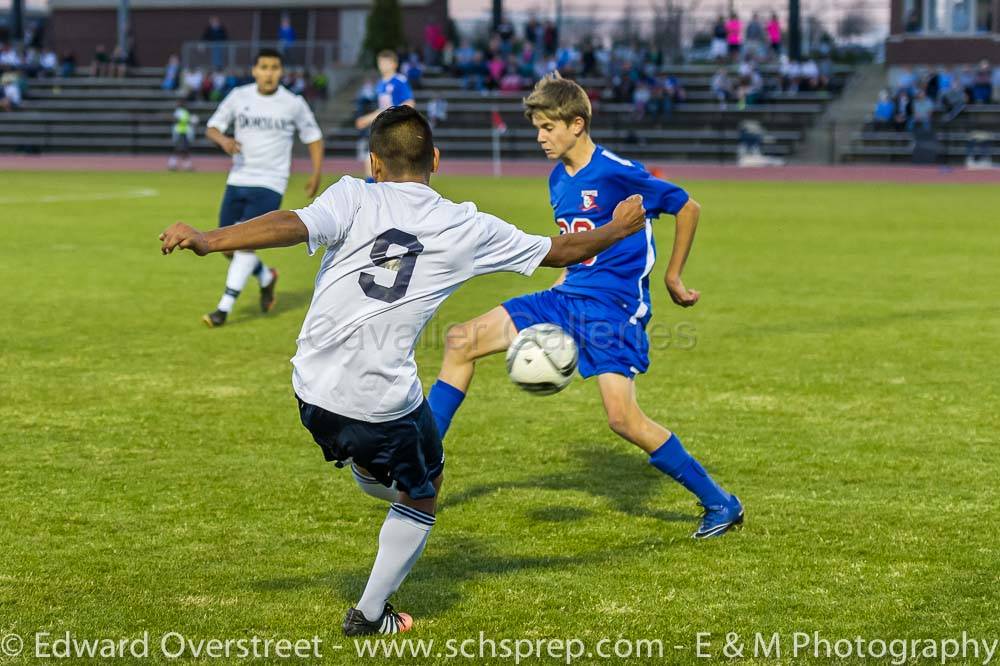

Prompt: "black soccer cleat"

[202,309,227,328]
[260,268,279,313]
[342,603,413,636]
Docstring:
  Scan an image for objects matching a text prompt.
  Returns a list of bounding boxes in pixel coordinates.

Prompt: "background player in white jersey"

[159,106,648,635]
[354,50,415,181]
[201,48,324,327]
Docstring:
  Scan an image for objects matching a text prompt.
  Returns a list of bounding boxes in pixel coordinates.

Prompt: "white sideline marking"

[0,187,160,204]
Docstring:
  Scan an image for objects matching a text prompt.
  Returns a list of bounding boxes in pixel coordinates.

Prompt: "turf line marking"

[0,188,160,204]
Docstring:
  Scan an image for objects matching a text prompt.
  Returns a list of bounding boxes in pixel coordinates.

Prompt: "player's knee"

[606,407,636,439]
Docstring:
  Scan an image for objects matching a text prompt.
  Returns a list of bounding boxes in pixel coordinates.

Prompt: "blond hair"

[522,72,592,133]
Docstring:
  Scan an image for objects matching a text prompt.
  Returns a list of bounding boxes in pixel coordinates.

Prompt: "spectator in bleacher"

[872,90,895,129]
[423,23,446,66]
[556,43,581,77]
[800,59,821,91]
[518,41,537,77]
[892,91,912,132]
[524,16,540,48]
[210,70,228,100]
[737,64,764,108]
[712,68,733,108]
[162,54,181,90]
[0,72,22,110]
[278,15,296,54]
[496,15,515,53]
[455,40,476,79]
[426,95,447,128]
[767,14,782,56]
[941,79,966,121]
[726,13,743,61]
[59,51,76,77]
[780,56,801,92]
[909,90,935,132]
[958,65,976,101]
[464,51,488,91]
[581,38,597,77]
[745,13,765,60]
[401,51,423,89]
[486,51,505,87]
[180,66,204,101]
[631,82,651,120]
[500,55,523,91]
[896,66,917,97]
[971,60,993,104]
[1,43,23,72]
[92,44,110,77]
[542,20,558,56]
[202,16,228,70]
[710,16,728,61]
[111,46,129,78]
[39,49,58,77]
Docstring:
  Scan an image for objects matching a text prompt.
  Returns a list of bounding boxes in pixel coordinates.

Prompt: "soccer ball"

[506,324,578,395]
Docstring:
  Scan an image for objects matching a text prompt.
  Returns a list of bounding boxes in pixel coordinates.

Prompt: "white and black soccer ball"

[505,324,578,396]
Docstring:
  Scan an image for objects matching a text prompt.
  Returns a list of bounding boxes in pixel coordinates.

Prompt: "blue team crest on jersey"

[581,189,599,211]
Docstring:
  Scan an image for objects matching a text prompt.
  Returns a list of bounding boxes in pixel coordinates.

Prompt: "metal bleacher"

[0,64,852,161]
[842,106,1000,164]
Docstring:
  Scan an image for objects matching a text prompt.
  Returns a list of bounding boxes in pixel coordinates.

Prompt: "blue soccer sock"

[649,434,731,507]
[427,380,465,438]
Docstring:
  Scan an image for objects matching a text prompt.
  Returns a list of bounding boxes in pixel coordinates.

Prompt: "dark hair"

[253,48,283,66]
[369,105,435,177]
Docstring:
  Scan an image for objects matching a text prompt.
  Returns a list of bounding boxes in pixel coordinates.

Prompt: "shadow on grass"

[444,443,693,525]
[224,289,314,326]
[253,535,665,618]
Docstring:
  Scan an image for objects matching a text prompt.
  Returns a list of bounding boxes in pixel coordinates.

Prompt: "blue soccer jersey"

[376,74,414,111]
[549,146,689,321]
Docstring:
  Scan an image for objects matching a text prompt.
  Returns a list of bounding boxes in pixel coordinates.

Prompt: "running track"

[2,154,999,184]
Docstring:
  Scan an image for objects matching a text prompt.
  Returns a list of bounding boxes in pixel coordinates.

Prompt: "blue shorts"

[502,289,651,379]
[218,185,283,228]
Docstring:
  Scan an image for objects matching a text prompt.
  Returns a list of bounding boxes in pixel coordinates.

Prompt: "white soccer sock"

[216,251,258,312]
[352,464,398,503]
[356,503,435,622]
[257,261,274,288]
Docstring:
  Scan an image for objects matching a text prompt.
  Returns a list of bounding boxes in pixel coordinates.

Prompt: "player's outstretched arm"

[159,211,308,256]
[664,198,701,307]
[541,194,646,268]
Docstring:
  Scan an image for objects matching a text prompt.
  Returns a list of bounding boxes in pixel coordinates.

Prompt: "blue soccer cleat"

[693,496,744,539]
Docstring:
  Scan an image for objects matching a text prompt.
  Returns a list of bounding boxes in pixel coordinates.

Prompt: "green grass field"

[2,170,999,664]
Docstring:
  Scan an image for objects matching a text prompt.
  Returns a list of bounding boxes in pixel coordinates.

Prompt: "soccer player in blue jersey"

[427,74,744,539]
[355,50,415,181]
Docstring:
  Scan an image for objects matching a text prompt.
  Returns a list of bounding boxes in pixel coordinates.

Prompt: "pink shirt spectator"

[726,19,743,45]
[767,20,781,45]
[487,57,505,82]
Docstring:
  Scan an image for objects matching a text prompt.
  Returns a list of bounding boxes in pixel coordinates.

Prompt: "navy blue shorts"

[218,185,283,228]
[296,397,445,500]
[502,289,651,379]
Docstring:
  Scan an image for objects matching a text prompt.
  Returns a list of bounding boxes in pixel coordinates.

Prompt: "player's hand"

[305,173,322,198]
[220,137,242,156]
[610,194,646,237]
[159,222,210,256]
[665,274,700,307]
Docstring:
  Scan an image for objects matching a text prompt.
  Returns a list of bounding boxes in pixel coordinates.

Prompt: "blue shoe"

[693,496,744,539]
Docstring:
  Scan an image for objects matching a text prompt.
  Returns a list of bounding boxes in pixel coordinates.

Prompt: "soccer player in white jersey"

[159,106,648,635]
[201,48,324,327]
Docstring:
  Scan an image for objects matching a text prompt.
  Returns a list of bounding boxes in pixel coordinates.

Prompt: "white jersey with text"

[291,176,552,422]
[206,84,322,195]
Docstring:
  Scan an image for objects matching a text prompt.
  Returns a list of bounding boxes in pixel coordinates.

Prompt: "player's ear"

[431,147,440,174]
[370,153,380,182]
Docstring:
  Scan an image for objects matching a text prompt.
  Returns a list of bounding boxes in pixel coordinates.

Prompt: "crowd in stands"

[353,11,834,129]
[872,61,997,132]
[160,54,328,105]
[0,40,65,110]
